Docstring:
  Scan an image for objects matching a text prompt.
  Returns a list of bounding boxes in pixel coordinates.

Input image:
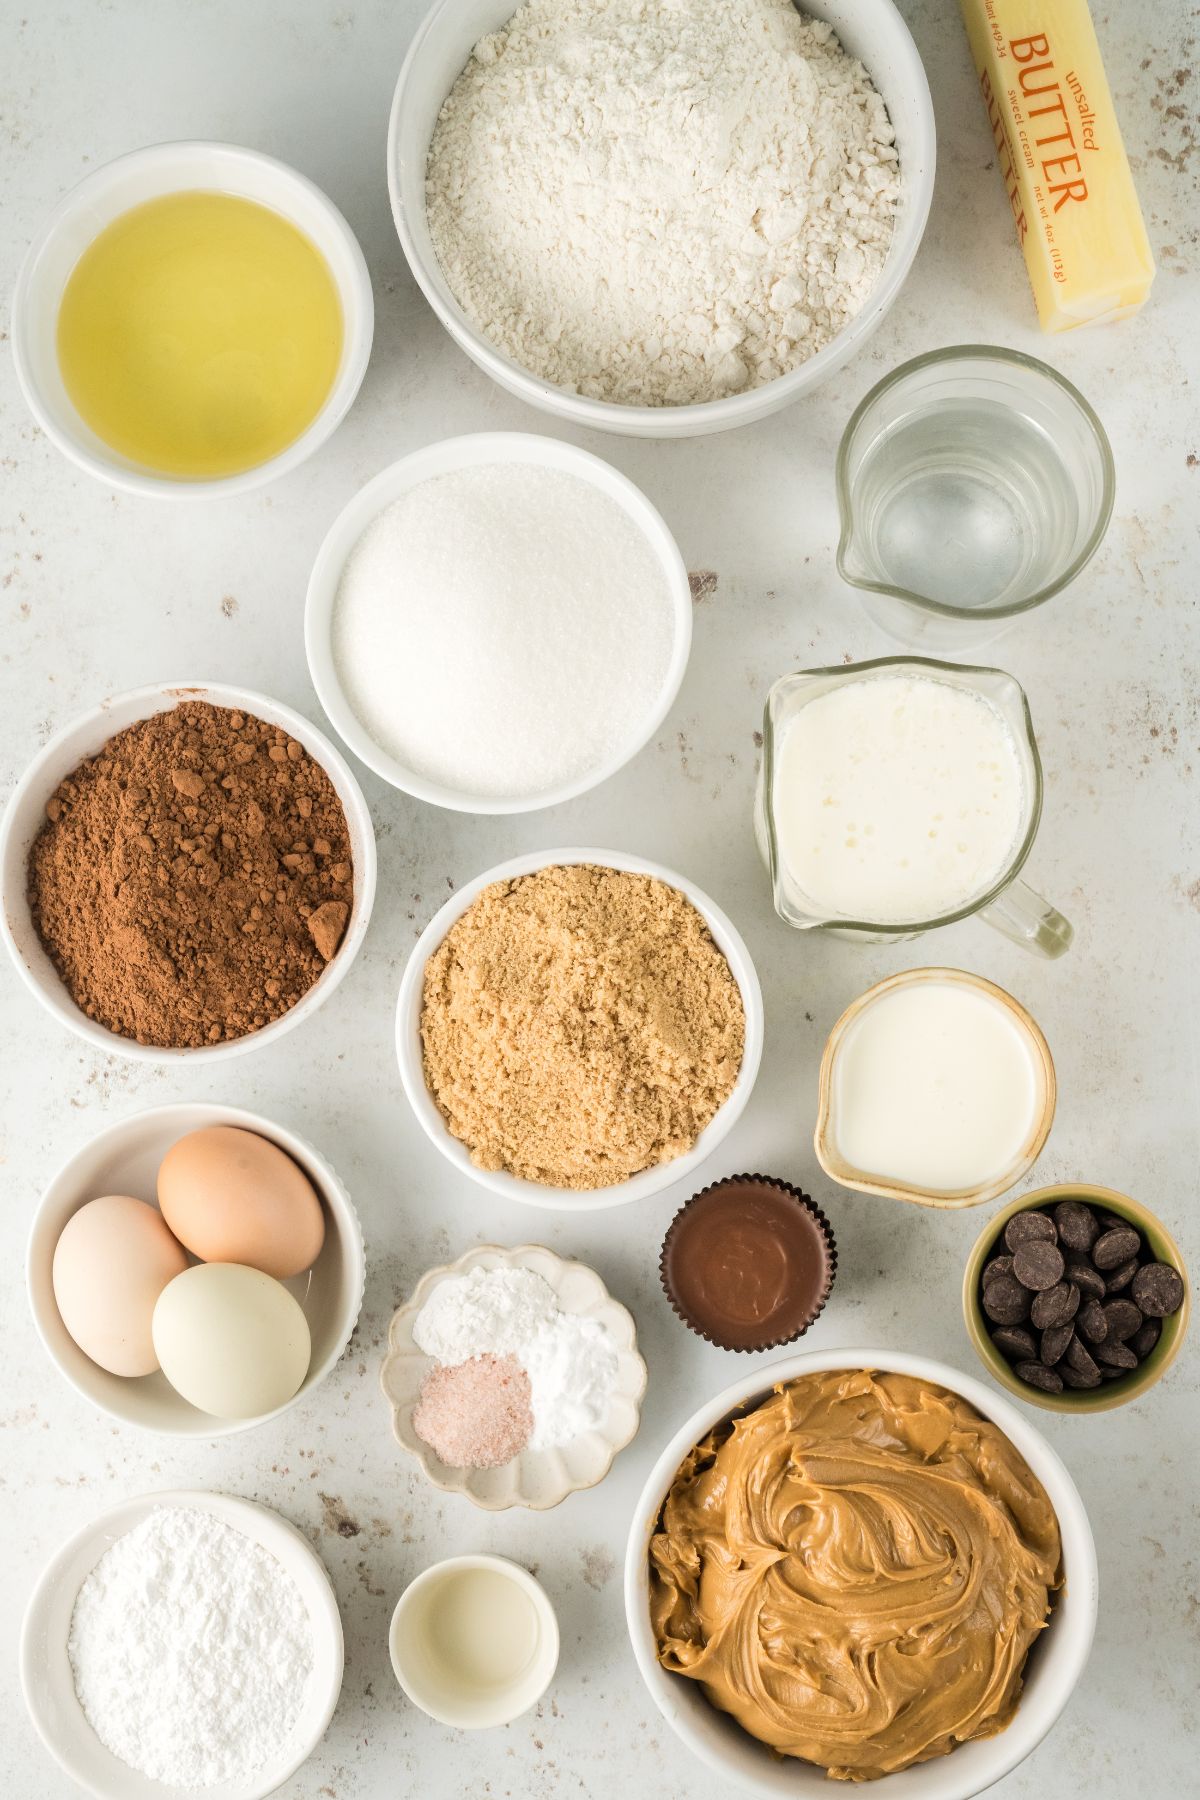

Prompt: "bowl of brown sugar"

[396,850,764,1211]
[1,682,376,1061]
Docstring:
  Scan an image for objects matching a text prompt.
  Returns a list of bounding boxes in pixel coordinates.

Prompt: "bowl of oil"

[12,141,373,497]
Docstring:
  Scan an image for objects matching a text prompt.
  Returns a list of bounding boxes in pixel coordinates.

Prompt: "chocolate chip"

[1129,1318,1162,1359]
[1064,1259,1106,1301]
[1092,1227,1141,1270]
[1012,1242,1065,1291]
[1077,1299,1108,1343]
[1131,1262,1185,1318]
[1104,1257,1140,1294]
[1065,1335,1100,1381]
[1099,1365,1129,1381]
[1053,1201,1099,1252]
[991,1325,1037,1362]
[1060,1362,1102,1390]
[1093,1339,1138,1370]
[1031,1282,1080,1328]
[982,1254,1015,1288]
[982,1274,1032,1324]
[1102,1299,1143,1342]
[1014,1361,1064,1393]
[1004,1211,1057,1251]
[1041,1324,1074,1366]
[1098,1210,1133,1233]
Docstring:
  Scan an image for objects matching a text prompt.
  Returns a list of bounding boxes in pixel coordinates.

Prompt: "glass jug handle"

[978,878,1073,959]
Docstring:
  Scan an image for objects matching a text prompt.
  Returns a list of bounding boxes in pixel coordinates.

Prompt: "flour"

[426,0,901,407]
[413,1267,620,1450]
[68,1506,313,1789]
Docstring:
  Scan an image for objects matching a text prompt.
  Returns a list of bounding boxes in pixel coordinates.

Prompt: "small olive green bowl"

[964,1184,1190,1413]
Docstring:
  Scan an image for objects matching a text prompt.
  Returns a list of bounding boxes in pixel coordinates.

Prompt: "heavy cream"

[772,674,1026,923]
[828,979,1044,1194]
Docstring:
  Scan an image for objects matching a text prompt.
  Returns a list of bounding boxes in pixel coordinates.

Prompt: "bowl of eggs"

[27,1103,365,1436]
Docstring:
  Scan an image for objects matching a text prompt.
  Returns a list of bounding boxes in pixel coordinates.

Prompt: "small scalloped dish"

[380,1243,648,1510]
[815,967,1056,1209]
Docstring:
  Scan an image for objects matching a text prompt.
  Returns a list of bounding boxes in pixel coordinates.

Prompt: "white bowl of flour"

[305,433,691,811]
[388,0,935,437]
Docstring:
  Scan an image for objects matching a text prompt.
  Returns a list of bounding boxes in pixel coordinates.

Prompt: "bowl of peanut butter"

[624,1349,1096,1797]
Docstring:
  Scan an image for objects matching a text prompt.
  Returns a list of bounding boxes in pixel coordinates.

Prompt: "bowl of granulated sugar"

[304,433,691,813]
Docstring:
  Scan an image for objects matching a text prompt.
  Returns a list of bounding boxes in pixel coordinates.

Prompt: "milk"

[829,980,1042,1193]
[772,674,1025,923]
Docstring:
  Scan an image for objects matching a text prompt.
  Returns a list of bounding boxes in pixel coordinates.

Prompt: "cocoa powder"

[27,701,354,1048]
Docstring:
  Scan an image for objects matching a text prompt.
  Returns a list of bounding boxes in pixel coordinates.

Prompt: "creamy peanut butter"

[649,1370,1062,1782]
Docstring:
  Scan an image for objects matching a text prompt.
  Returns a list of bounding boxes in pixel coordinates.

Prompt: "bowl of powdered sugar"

[305,433,691,810]
[388,0,935,437]
[20,1489,344,1799]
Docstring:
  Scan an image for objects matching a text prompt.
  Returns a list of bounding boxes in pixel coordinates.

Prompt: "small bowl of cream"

[815,967,1056,1208]
[389,1554,559,1728]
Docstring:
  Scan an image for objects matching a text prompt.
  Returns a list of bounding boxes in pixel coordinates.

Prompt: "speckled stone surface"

[1,2,1197,1795]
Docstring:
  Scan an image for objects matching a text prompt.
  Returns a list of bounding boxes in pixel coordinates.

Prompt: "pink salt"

[412,1353,534,1469]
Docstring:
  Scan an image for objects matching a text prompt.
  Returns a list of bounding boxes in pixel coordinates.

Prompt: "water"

[847,399,1082,611]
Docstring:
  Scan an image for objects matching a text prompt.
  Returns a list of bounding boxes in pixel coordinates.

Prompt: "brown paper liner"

[659,1172,837,1353]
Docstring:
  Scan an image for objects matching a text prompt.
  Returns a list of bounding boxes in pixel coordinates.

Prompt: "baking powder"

[68,1505,313,1789]
[426,0,901,406]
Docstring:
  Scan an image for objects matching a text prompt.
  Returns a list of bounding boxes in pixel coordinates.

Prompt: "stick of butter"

[959,0,1155,329]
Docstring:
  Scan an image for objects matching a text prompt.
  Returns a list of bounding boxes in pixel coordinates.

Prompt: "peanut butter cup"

[660,1173,836,1352]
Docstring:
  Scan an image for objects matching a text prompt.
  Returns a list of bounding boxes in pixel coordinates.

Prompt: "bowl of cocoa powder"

[1,683,376,1059]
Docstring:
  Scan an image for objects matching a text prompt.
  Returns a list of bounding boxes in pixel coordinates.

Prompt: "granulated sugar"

[331,462,676,799]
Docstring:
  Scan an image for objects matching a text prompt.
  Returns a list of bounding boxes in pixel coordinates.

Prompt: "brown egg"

[53,1195,188,1376]
[157,1126,325,1279]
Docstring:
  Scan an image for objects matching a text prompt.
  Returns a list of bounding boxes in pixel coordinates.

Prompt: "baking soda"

[331,463,675,799]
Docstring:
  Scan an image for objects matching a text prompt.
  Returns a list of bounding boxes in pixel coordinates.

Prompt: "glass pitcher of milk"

[754,657,1072,958]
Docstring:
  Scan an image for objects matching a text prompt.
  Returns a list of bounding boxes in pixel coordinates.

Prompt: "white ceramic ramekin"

[387,0,935,438]
[12,141,374,497]
[0,681,377,1063]
[396,848,764,1211]
[624,1347,1098,1800]
[389,1554,559,1728]
[304,432,692,813]
[27,1103,366,1437]
[380,1242,648,1509]
[20,1487,344,1800]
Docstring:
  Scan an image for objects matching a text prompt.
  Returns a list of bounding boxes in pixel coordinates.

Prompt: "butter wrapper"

[960,0,1155,329]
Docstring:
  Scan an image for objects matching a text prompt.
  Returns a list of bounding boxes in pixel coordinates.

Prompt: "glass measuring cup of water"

[836,346,1114,650]
[754,656,1073,957]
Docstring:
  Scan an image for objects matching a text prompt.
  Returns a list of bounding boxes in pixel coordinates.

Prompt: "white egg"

[152,1263,311,1419]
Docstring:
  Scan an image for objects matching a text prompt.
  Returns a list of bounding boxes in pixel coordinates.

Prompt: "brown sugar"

[420,864,745,1189]
[27,701,354,1048]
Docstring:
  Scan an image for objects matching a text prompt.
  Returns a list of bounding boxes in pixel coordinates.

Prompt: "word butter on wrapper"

[959,0,1155,329]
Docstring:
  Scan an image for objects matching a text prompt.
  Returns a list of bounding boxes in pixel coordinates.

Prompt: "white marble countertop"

[2,1,1197,1794]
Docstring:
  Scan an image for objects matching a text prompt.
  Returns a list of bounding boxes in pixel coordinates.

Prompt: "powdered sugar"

[68,1505,313,1789]
[331,462,675,798]
[412,1267,619,1453]
[426,0,901,406]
